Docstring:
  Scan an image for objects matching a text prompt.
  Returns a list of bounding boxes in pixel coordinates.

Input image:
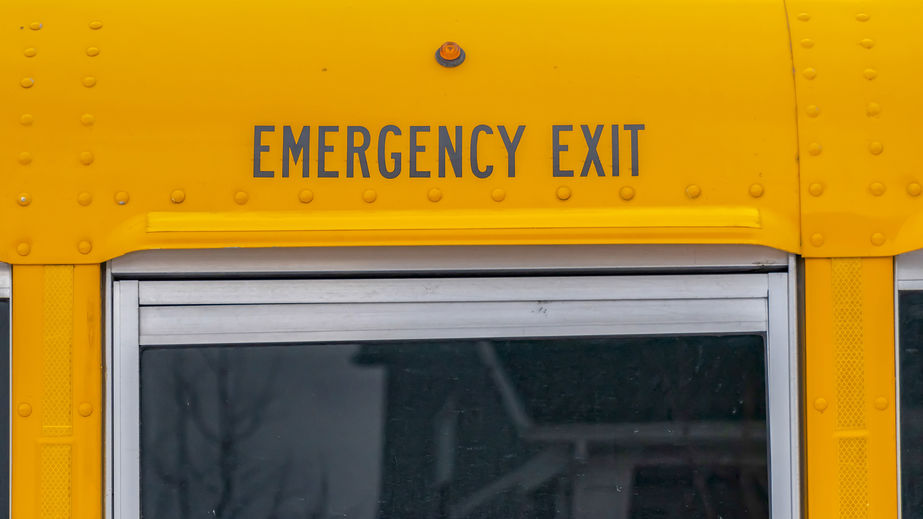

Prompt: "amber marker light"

[436,41,465,67]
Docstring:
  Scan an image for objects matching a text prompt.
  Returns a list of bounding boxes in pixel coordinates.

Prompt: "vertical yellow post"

[805,258,897,518]
[11,265,102,519]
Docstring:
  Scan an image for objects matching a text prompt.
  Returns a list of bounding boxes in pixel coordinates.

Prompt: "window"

[110,249,799,519]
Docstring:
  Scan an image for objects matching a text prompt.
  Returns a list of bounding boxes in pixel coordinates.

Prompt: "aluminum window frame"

[107,246,800,519]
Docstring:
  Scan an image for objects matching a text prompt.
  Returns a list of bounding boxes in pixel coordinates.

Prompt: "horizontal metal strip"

[139,299,767,345]
[138,274,768,305]
[897,279,923,291]
[146,207,762,233]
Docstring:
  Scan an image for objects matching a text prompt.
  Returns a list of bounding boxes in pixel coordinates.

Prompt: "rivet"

[869,182,886,196]
[170,190,186,204]
[77,192,93,206]
[802,67,817,79]
[17,193,31,206]
[82,76,97,87]
[685,184,701,199]
[797,12,810,21]
[77,240,92,255]
[859,38,875,49]
[491,188,506,202]
[78,402,94,417]
[80,113,95,126]
[871,232,886,246]
[79,151,94,165]
[234,191,249,205]
[806,105,821,117]
[18,151,33,165]
[20,114,34,125]
[16,242,31,256]
[23,47,37,57]
[749,183,765,198]
[907,182,922,197]
[813,398,828,412]
[20,77,34,88]
[874,397,888,410]
[86,47,100,57]
[17,403,32,417]
[114,191,130,205]
[863,68,878,80]
[89,20,103,30]
[427,188,443,202]
[362,189,378,203]
[810,233,825,246]
[869,141,883,155]
[866,102,881,116]
[555,186,571,201]
[807,142,822,156]
[800,38,814,48]
[809,182,824,196]
[856,13,870,22]
[29,22,42,30]
[619,186,635,201]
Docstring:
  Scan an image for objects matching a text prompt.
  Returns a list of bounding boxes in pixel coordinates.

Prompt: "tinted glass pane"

[0,301,7,518]
[900,291,923,518]
[141,335,768,519]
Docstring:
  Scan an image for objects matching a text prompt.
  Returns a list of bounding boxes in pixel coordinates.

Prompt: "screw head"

[619,186,635,201]
[869,182,886,196]
[491,189,506,202]
[802,68,817,79]
[362,189,377,203]
[807,143,822,156]
[20,77,34,88]
[810,233,825,247]
[427,188,442,202]
[170,190,186,204]
[78,402,94,417]
[89,20,103,29]
[77,240,92,255]
[82,76,97,87]
[809,183,824,196]
[555,186,571,201]
[77,192,93,206]
[871,232,886,246]
[749,183,765,198]
[299,189,314,203]
[907,182,922,196]
[114,191,130,205]
[17,193,32,206]
[16,242,31,256]
[29,22,42,30]
[685,185,701,199]
[234,191,249,205]
[17,403,32,417]
[23,47,37,57]
[869,141,884,155]
[874,397,888,410]
[80,113,95,126]
[79,151,94,165]
[19,114,34,126]
[866,102,881,116]
[18,152,33,165]
[813,398,828,412]
[806,105,820,117]
[86,46,100,57]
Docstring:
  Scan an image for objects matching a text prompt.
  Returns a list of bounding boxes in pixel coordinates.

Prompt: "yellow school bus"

[2,0,922,517]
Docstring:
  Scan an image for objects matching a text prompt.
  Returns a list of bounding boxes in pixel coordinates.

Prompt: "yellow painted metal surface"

[1,0,802,264]
[804,258,897,519]
[788,1,923,257]
[11,265,102,519]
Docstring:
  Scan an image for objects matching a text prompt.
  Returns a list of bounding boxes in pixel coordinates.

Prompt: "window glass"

[141,335,768,519]
[900,291,923,518]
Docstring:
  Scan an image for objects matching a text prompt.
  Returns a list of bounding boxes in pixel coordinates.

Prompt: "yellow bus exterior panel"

[0,0,801,264]
[11,265,102,519]
[788,1,923,257]
[804,258,897,519]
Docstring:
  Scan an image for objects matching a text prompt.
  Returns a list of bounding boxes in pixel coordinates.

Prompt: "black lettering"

[253,125,274,178]
[438,126,463,178]
[317,126,339,178]
[470,125,494,179]
[552,125,573,177]
[498,125,525,178]
[378,125,402,179]
[580,124,604,177]
[282,126,310,178]
[346,126,371,178]
[409,125,431,178]
[624,124,645,176]
[611,124,620,176]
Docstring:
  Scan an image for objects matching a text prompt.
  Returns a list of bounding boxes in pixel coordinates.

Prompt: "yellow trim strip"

[147,207,762,233]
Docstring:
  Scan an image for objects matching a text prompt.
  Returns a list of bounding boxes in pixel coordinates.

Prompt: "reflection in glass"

[141,335,768,518]
[900,292,923,518]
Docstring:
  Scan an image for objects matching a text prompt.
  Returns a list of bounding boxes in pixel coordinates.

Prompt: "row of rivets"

[810,231,888,247]
[812,396,888,412]
[806,181,922,197]
[11,185,776,207]
[15,402,94,417]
